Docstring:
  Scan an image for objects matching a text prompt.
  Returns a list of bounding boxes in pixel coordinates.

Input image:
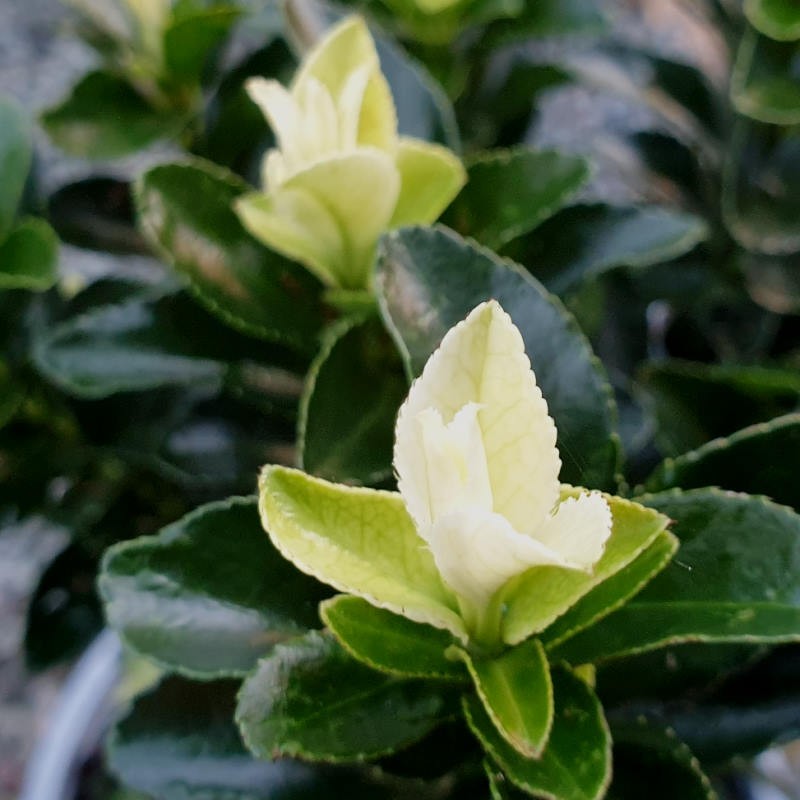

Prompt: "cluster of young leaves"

[11,0,800,798]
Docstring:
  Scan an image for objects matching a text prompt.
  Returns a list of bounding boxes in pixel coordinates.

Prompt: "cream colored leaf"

[395,300,561,538]
[536,491,612,570]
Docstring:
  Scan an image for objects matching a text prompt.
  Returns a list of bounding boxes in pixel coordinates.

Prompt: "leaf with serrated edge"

[465,667,611,800]
[100,496,330,677]
[501,490,669,645]
[541,529,678,650]
[456,638,553,758]
[321,595,463,679]
[236,630,453,762]
[259,465,465,640]
[447,147,590,251]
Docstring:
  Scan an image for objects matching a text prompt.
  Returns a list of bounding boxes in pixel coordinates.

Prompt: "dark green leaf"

[25,543,102,670]
[458,638,553,758]
[745,0,800,41]
[645,412,800,509]
[48,178,146,255]
[136,159,323,351]
[488,0,606,45]
[731,30,800,124]
[299,318,406,486]
[540,530,678,650]
[607,717,716,800]
[518,204,707,294]
[550,489,800,664]
[100,497,330,677]
[637,359,800,457]
[376,225,619,489]
[42,71,186,158]
[445,148,590,251]
[0,95,32,240]
[237,631,453,761]
[321,595,463,679]
[164,7,240,82]
[465,667,611,800]
[33,291,282,398]
[0,218,59,291]
[722,119,800,255]
[109,675,317,799]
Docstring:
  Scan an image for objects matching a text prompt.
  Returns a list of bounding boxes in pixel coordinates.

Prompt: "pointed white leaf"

[536,491,612,570]
[428,509,568,608]
[395,300,561,538]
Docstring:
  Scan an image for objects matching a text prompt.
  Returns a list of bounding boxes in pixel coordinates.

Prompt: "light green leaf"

[745,0,800,41]
[236,151,399,289]
[258,465,465,639]
[540,529,678,650]
[100,497,330,677]
[321,595,464,679]
[0,96,32,241]
[501,491,670,645]
[457,638,553,758]
[236,630,454,761]
[445,148,590,251]
[391,137,466,228]
[465,667,611,800]
[731,29,800,125]
[42,71,186,158]
[0,218,59,291]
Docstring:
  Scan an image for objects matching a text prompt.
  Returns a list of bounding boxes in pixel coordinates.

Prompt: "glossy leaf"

[551,489,800,664]
[445,148,590,251]
[607,717,715,800]
[259,465,464,638]
[376,225,619,490]
[540,529,678,650]
[458,638,553,758]
[745,0,800,40]
[500,491,670,645]
[645,413,800,510]
[136,160,323,351]
[321,595,463,679]
[488,0,606,44]
[520,204,707,294]
[42,71,186,158]
[33,292,284,398]
[637,359,800,456]
[237,631,453,761]
[109,675,356,799]
[100,497,329,677]
[465,667,611,800]
[0,218,59,291]
[0,96,32,240]
[299,318,407,485]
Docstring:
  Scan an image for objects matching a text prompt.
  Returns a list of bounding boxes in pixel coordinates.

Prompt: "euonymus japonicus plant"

[17,2,800,798]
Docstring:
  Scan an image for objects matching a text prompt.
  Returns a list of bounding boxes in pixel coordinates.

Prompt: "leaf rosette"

[234,16,466,290]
